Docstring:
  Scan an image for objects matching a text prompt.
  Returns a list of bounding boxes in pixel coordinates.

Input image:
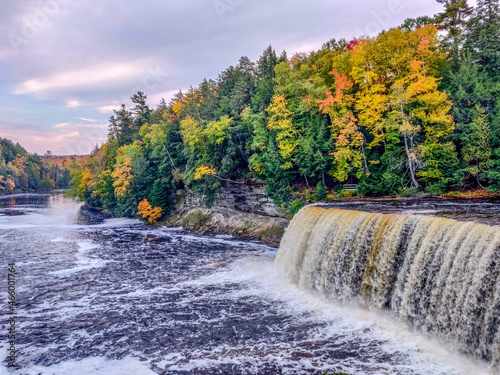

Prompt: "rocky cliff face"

[183,182,284,218]
[174,182,288,246]
[169,207,289,246]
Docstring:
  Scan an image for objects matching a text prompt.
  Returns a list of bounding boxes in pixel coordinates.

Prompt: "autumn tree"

[137,198,162,224]
[266,94,300,171]
[318,70,369,182]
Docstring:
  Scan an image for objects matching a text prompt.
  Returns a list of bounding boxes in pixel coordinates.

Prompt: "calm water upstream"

[0,192,494,374]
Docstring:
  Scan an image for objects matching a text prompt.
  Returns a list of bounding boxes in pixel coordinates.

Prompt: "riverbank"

[81,191,500,246]
[0,188,64,196]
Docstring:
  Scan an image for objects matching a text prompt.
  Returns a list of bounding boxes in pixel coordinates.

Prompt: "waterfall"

[275,206,500,368]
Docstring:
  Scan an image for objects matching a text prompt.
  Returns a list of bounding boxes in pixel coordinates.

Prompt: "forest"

[0,137,79,194]
[68,0,500,221]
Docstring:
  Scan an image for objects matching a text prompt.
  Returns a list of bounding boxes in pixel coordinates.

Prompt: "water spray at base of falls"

[275,206,500,369]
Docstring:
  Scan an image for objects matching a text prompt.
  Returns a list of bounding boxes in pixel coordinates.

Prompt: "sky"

[0,0,445,155]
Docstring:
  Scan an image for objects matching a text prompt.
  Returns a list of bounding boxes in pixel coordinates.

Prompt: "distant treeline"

[0,137,82,194]
[69,0,500,220]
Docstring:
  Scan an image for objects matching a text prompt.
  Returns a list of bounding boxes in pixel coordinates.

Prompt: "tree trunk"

[399,100,419,188]
[361,135,370,176]
[403,133,420,188]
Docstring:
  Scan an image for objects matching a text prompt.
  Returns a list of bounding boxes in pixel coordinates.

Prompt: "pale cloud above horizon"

[66,99,81,109]
[0,121,108,155]
[0,0,444,154]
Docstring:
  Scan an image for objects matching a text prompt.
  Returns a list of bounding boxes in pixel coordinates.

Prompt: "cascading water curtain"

[275,206,500,369]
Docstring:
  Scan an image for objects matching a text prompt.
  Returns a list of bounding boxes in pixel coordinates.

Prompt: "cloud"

[97,104,119,115]
[13,59,156,95]
[52,122,71,128]
[65,99,81,108]
[0,121,108,155]
[79,117,99,122]
[0,48,15,60]
[148,89,182,106]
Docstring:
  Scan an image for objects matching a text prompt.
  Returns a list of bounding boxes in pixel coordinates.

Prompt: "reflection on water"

[0,194,49,209]
[0,192,494,374]
[0,192,110,227]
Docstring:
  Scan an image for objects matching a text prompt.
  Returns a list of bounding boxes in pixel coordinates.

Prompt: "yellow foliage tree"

[194,165,216,180]
[111,142,142,198]
[332,114,367,181]
[172,102,184,117]
[137,199,162,224]
[266,94,300,170]
[180,115,203,152]
[79,167,95,192]
[5,178,15,192]
[317,70,370,180]
[112,157,133,197]
[204,116,232,146]
[180,115,232,154]
[385,28,453,188]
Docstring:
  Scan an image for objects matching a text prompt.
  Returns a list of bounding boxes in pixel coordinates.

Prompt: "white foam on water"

[153,345,412,375]
[174,233,277,251]
[0,196,83,230]
[0,220,95,231]
[403,209,439,214]
[123,285,183,298]
[18,292,103,324]
[95,217,142,227]
[158,355,245,373]
[50,240,107,277]
[0,213,50,230]
[0,356,156,375]
[214,234,234,239]
[169,255,492,375]
[157,226,184,231]
[51,237,72,242]
[0,195,141,231]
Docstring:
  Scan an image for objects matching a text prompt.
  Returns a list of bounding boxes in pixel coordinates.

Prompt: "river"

[0,192,494,374]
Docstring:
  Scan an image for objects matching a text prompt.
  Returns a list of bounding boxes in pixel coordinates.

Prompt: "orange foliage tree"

[137,199,162,224]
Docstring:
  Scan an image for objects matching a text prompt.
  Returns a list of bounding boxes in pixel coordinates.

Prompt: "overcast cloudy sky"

[0,0,444,155]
